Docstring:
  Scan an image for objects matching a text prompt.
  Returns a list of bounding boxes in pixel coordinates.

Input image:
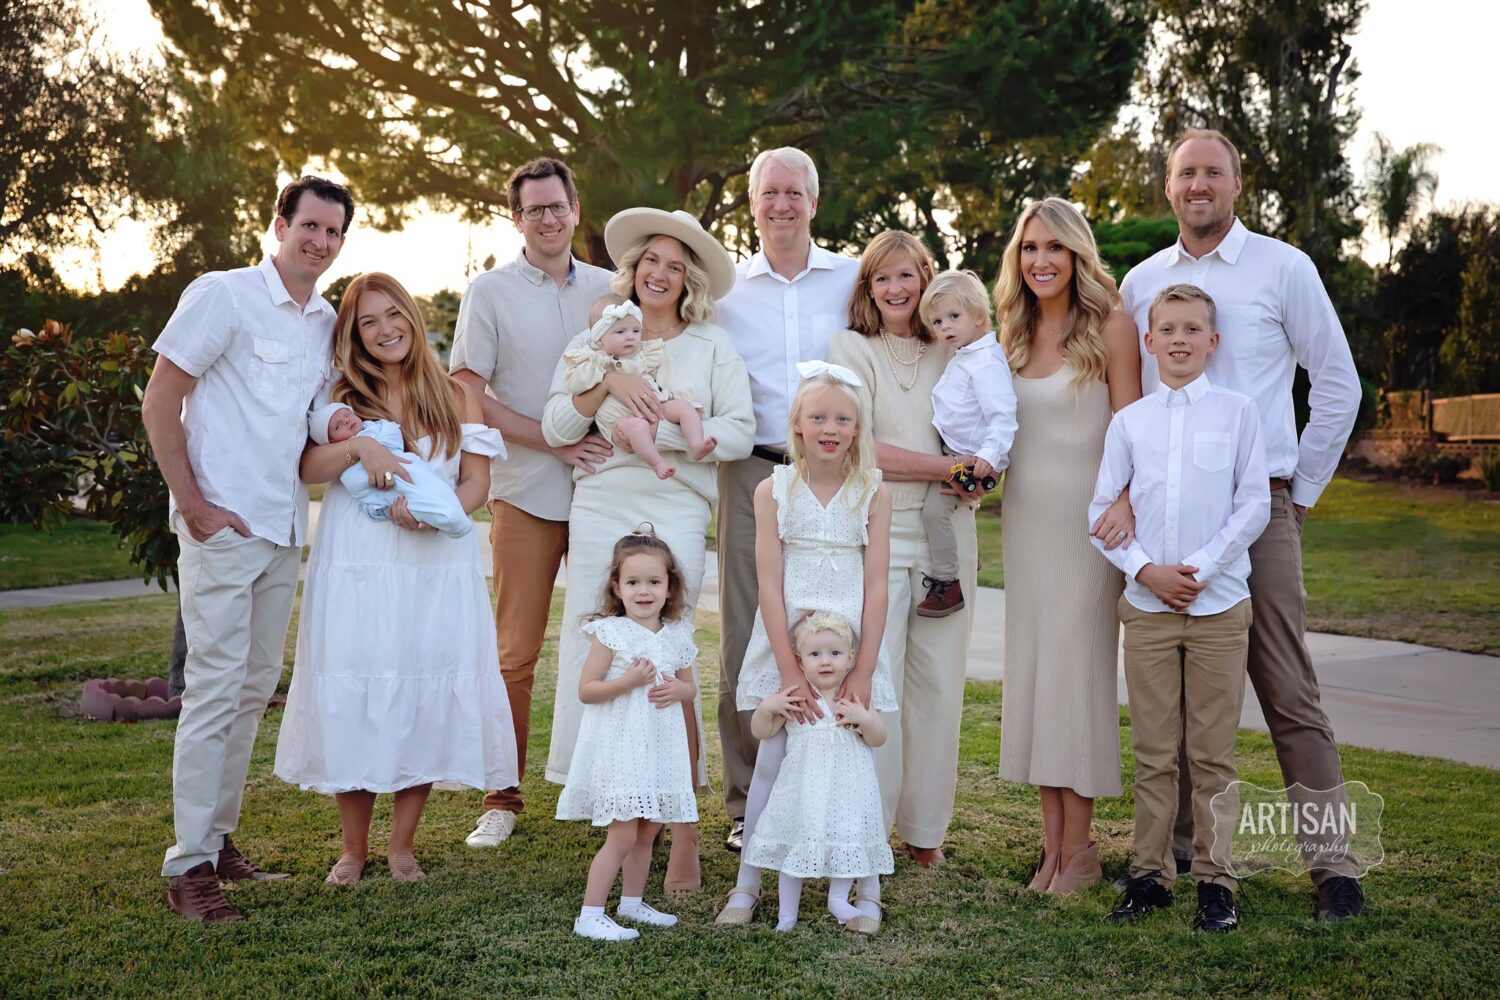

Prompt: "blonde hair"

[792,610,856,653]
[846,231,938,343]
[920,269,992,327]
[749,146,820,199]
[994,198,1119,386]
[609,235,715,324]
[1148,283,1218,330]
[1167,128,1242,180]
[333,272,462,458]
[786,371,879,513]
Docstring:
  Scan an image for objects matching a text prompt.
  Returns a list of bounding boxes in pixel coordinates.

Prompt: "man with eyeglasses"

[450,157,614,849]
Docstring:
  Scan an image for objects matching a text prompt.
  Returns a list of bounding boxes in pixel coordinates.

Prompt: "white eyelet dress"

[555,616,701,826]
[742,695,894,879]
[734,465,897,711]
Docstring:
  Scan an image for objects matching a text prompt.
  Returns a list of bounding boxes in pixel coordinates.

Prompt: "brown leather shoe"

[906,843,945,868]
[216,834,290,881]
[167,861,243,922]
[916,577,965,618]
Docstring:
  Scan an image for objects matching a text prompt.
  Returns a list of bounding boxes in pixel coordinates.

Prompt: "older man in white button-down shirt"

[713,147,857,849]
[142,176,353,922]
[1119,129,1366,920]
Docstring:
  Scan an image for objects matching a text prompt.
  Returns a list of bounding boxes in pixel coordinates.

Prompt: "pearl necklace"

[878,330,926,391]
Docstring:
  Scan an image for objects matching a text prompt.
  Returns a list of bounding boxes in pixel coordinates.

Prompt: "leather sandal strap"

[849,894,884,911]
[725,887,760,904]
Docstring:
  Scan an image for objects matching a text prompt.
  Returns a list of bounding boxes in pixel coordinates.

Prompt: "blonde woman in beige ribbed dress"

[997,198,1141,894]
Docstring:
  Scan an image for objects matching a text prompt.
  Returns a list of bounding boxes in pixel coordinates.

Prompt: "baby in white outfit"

[562,300,715,479]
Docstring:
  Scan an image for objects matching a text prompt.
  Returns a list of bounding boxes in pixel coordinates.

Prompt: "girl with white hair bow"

[562,300,715,480]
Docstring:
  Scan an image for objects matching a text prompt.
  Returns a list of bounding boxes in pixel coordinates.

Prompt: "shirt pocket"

[248,337,292,403]
[1192,431,1232,473]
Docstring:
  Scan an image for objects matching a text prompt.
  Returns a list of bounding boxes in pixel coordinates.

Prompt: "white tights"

[726,728,787,909]
[776,874,882,931]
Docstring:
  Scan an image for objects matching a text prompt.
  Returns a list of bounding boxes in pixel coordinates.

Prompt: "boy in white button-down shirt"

[1088,284,1268,933]
[917,270,1017,617]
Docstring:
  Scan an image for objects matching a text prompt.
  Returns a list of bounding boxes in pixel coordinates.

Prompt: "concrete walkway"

[7,518,1497,770]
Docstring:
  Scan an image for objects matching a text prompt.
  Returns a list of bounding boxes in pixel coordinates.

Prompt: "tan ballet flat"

[843,894,884,935]
[1046,842,1102,895]
[1027,849,1059,892]
[387,853,427,883]
[324,854,366,886]
[714,887,761,925]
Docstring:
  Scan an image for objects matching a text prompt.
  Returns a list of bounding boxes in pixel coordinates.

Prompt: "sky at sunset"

[56,0,1500,296]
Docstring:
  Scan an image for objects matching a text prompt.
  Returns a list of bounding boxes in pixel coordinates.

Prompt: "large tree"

[1143,0,1365,273]
[148,0,1147,273]
[1363,132,1442,269]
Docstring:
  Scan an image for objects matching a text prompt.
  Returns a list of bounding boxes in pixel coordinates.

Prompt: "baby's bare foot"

[654,463,677,480]
[689,436,717,461]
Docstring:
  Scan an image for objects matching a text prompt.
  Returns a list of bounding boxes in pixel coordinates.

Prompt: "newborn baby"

[562,300,715,479]
[311,402,472,538]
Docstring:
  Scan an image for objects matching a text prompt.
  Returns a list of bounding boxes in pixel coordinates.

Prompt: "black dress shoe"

[1108,874,1173,923]
[1192,882,1239,932]
[1315,876,1365,921]
[725,819,744,853]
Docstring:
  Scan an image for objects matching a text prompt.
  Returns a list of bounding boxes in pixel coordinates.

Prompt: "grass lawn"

[0,519,138,590]
[2,593,1498,996]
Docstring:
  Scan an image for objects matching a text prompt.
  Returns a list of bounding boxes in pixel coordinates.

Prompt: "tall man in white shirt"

[1090,284,1269,933]
[713,147,858,850]
[450,157,614,849]
[143,176,354,921]
[1119,129,1366,920]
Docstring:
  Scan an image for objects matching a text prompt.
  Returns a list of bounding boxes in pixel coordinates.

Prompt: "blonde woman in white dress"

[996,197,1140,894]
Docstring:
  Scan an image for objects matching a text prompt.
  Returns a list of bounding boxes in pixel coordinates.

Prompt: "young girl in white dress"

[717,360,894,929]
[556,529,700,942]
[745,611,893,933]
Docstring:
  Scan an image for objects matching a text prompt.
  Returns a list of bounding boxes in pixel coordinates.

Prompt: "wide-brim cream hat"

[604,208,736,301]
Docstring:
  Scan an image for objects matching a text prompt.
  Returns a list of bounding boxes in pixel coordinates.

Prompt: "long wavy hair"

[333,272,462,458]
[588,526,689,624]
[609,235,715,324]
[845,231,938,343]
[994,198,1118,385]
[785,370,879,513]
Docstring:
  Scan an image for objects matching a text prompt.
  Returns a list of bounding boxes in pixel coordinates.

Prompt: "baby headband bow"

[796,359,864,388]
[588,300,644,345]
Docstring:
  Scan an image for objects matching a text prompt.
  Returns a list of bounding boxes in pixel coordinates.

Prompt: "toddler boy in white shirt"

[916,270,1018,617]
[1087,284,1269,933]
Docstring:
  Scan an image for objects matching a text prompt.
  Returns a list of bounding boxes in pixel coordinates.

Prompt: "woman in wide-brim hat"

[541,207,755,894]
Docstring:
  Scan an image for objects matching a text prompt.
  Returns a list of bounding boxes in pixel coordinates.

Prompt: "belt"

[751,445,790,464]
[1269,477,1291,492]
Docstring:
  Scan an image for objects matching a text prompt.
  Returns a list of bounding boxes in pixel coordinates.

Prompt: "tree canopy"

[149,0,1148,275]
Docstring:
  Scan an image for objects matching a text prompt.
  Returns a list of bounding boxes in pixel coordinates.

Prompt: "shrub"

[1481,455,1500,492]
[1,320,175,585]
[1397,440,1469,485]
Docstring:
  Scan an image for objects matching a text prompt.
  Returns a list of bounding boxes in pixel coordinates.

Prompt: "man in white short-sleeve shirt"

[712,147,857,851]
[142,176,353,921]
[449,157,613,849]
[1119,129,1365,921]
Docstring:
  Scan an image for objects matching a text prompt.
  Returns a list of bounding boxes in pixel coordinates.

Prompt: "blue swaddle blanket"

[339,419,471,538]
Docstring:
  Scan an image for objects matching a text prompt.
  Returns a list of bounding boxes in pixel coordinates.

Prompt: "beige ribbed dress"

[998,365,1123,798]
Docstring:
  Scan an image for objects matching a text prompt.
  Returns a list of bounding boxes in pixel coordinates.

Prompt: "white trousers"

[874,506,977,848]
[162,515,300,876]
[547,467,710,787]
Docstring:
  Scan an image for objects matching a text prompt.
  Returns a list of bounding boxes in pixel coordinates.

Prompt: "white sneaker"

[573,913,639,941]
[465,809,517,848]
[616,901,678,927]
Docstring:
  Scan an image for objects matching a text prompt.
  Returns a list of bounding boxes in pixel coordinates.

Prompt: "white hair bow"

[796,359,863,388]
[588,300,644,344]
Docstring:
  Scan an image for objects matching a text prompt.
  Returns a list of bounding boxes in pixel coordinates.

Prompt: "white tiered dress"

[555,616,700,826]
[743,696,894,879]
[735,465,897,711]
[274,424,519,795]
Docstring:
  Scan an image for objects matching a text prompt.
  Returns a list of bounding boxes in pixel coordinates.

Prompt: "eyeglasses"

[518,202,574,221]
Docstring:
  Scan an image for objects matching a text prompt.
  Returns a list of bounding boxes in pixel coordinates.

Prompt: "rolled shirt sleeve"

[447,279,499,381]
[152,274,237,377]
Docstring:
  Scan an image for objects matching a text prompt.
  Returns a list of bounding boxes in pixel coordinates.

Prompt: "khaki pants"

[162,516,300,876]
[483,500,568,814]
[1171,488,1358,882]
[1121,596,1251,889]
[716,455,778,820]
[877,505,977,848]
